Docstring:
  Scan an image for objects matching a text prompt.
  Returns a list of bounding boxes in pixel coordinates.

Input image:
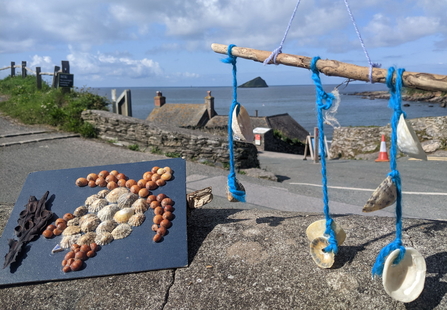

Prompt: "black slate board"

[0,158,188,286]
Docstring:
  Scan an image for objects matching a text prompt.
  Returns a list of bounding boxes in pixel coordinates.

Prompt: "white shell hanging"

[363,176,397,212]
[397,114,427,160]
[382,247,426,303]
[305,219,346,245]
[232,104,254,142]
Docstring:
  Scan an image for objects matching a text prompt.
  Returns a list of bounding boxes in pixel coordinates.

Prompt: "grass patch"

[0,75,109,137]
[273,129,305,146]
[150,146,163,154]
[128,144,140,151]
[165,152,181,158]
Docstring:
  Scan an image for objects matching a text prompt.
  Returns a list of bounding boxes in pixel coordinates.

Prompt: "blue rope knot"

[221,44,237,65]
[310,57,335,111]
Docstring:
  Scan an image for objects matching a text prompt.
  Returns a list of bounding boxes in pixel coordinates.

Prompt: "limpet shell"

[95,231,114,245]
[113,208,135,224]
[62,225,81,236]
[105,187,129,203]
[88,198,108,213]
[97,204,120,222]
[79,213,98,225]
[96,189,110,198]
[132,198,149,213]
[80,215,101,233]
[306,219,346,245]
[67,217,80,226]
[310,236,335,269]
[96,220,118,233]
[111,223,132,240]
[363,176,397,212]
[60,234,81,249]
[85,194,99,207]
[77,232,97,245]
[117,193,139,209]
[74,206,88,217]
[382,247,426,303]
[128,213,146,227]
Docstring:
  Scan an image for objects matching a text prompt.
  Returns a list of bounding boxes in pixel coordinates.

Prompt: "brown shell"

[73,206,88,217]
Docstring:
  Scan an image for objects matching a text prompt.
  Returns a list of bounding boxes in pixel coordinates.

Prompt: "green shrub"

[128,144,140,151]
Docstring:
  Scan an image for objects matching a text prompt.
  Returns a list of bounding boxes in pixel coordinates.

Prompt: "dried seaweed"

[3,191,54,269]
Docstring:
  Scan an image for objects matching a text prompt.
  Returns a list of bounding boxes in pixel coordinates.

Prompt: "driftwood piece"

[211,43,447,92]
[186,187,213,210]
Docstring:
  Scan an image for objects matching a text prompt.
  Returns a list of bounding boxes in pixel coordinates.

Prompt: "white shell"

[62,225,81,236]
[95,231,114,245]
[97,204,120,222]
[305,219,346,245]
[105,187,129,203]
[80,215,101,233]
[88,198,108,213]
[60,234,81,249]
[363,176,397,212]
[132,198,149,213]
[96,220,118,233]
[111,223,132,239]
[128,213,146,227]
[232,104,254,142]
[85,194,99,207]
[77,232,97,245]
[113,208,135,223]
[309,236,335,269]
[397,114,427,160]
[96,189,110,198]
[382,247,426,303]
[117,193,139,209]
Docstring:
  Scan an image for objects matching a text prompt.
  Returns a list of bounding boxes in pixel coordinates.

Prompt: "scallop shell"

[105,187,129,203]
[226,178,245,202]
[73,206,88,217]
[111,223,132,240]
[306,219,346,245]
[113,208,135,224]
[310,236,335,269]
[67,217,80,226]
[96,220,118,233]
[232,104,254,142]
[60,234,81,249]
[96,189,110,198]
[85,194,99,207]
[97,204,120,222]
[88,198,108,213]
[363,176,397,212]
[128,213,146,227]
[95,231,114,245]
[62,225,81,236]
[77,232,97,245]
[397,114,427,160]
[80,215,101,233]
[382,247,426,303]
[117,193,139,209]
[132,198,149,213]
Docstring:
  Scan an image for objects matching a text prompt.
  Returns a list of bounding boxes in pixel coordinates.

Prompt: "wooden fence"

[0,61,73,90]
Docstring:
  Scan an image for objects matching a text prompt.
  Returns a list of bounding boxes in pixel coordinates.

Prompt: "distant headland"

[238,76,268,88]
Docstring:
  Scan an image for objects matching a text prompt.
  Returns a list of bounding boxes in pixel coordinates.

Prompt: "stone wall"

[81,110,260,169]
[330,116,447,159]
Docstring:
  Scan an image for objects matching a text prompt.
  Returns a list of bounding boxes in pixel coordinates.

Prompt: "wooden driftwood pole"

[211,43,447,92]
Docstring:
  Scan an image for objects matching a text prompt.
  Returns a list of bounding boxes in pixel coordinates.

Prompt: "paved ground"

[1,113,447,309]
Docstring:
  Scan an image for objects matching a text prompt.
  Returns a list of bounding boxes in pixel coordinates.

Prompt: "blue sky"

[1,0,446,87]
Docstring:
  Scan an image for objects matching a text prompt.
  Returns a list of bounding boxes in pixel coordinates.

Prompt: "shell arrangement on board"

[363,176,397,213]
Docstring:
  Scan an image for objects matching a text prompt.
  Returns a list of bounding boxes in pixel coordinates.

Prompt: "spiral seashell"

[62,225,81,236]
[85,194,99,207]
[96,189,110,198]
[305,219,346,245]
[74,206,88,217]
[105,187,129,203]
[113,208,135,224]
[80,215,101,233]
[111,223,132,240]
[67,217,80,226]
[310,236,335,269]
[95,231,114,245]
[117,193,139,209]
[60,234,81,249]
[128,213,146,227]
[97,204,120,222]
[132,198,149,213]
[77,232,97,245]
[96,220,118,233]
[88,198,108,213]
[363,176,397,212]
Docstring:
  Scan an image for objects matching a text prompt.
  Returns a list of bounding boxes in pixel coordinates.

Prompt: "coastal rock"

[238,77,268,88]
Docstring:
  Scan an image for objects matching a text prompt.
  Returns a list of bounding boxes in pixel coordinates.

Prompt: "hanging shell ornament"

[363,176,397,212]
[309,236,335,269]
[305,219,346,245]
[382,247,426,303]
[232,104,254,142]
[397,114,427,160]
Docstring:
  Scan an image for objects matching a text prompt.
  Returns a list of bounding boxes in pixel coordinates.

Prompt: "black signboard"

[58,73,74,88]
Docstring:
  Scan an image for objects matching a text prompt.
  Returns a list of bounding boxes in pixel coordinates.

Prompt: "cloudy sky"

[0,0,446,87]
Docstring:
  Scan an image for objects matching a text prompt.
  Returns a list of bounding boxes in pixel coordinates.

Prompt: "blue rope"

[221,44,246,202]
[310,57,338,254]
[371,67,406,277]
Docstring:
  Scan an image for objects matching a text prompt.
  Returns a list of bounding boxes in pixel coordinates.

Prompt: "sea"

[91,84,446,140]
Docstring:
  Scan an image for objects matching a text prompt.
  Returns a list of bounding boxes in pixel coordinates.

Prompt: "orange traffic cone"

[375,134,390,162]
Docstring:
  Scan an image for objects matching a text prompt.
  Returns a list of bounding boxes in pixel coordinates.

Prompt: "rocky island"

[238,76,268,88]
[350,89,447,107]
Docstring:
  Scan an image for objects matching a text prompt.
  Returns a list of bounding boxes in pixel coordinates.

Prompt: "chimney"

[205,91,216,119]
[154,91,166,107]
